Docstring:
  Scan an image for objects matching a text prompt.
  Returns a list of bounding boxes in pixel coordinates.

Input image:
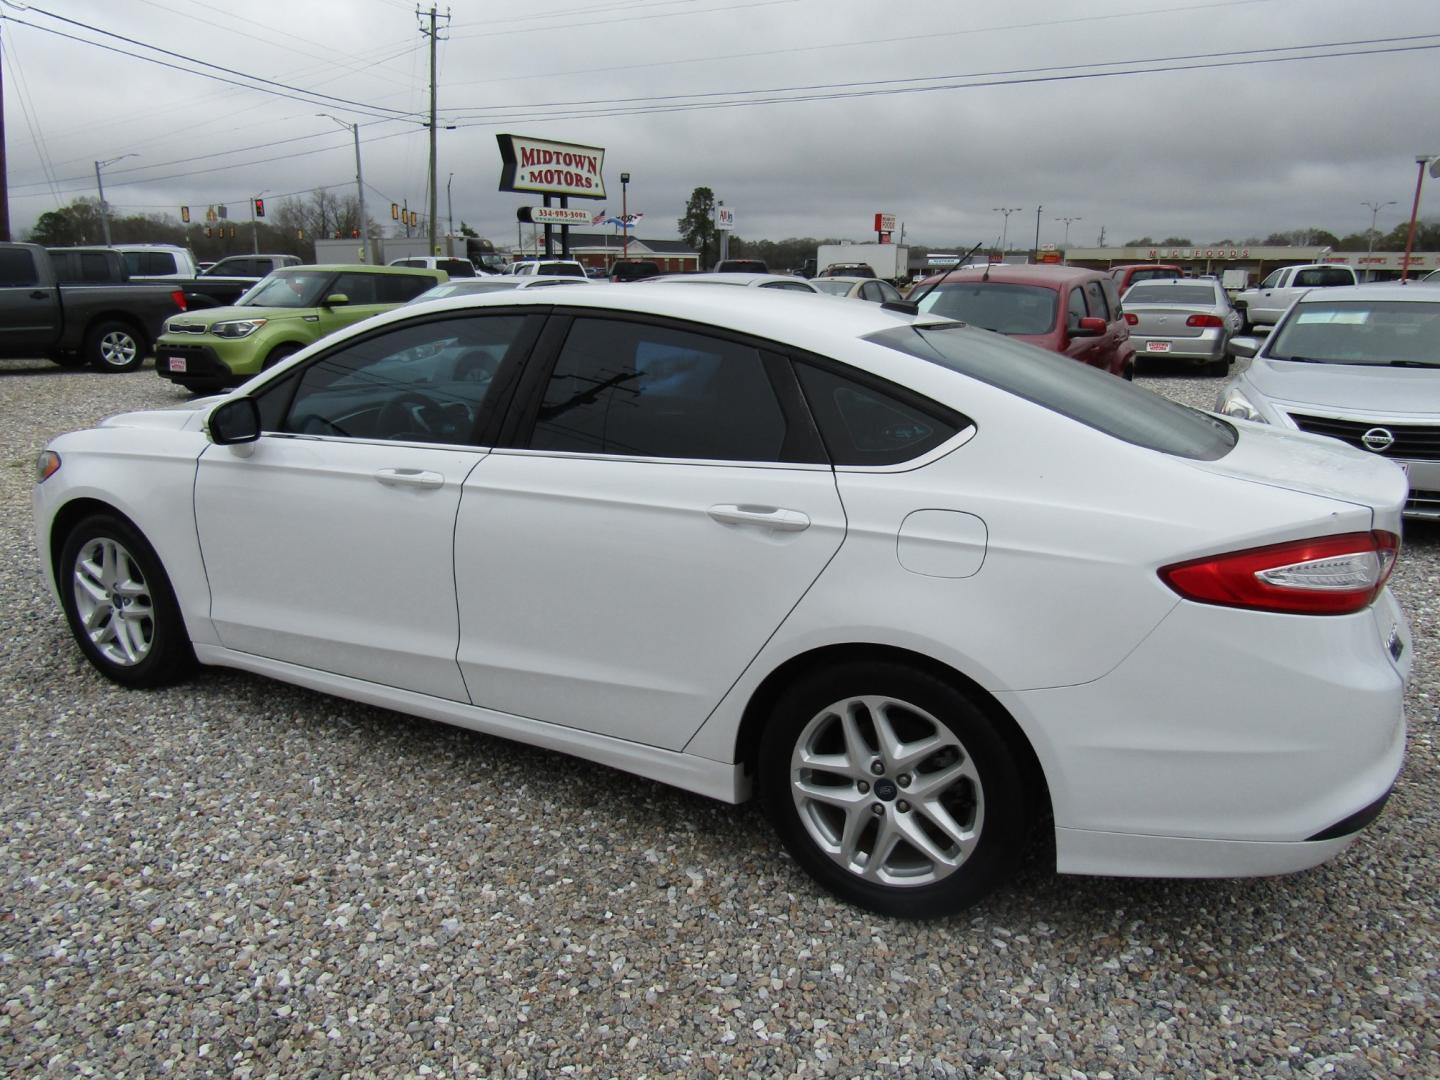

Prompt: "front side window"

[1083,281,1111,321]
[1066,286,1088,330]
[915,284,1058,335]
[528,318,789,461]
[1259,269,1284,289]
[257,315,530,443]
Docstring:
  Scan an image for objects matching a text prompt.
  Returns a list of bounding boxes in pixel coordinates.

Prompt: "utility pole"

[418,5,450,256]
[94,154,138,246]
[447,172,454,238]
[1033,204,1043,262]
[0,23,10,242]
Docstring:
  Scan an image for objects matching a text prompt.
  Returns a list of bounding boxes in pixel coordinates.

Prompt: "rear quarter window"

[0,248,39,287]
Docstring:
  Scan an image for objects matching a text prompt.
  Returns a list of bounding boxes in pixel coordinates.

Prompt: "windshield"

[868,322,1237,460]
[1125,284,1218,305]
[913,283,1058,335]
[239,270,330,308]
[1267,300,1440,366]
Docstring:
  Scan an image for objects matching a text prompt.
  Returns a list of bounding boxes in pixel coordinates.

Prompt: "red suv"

[910,265,1135,378]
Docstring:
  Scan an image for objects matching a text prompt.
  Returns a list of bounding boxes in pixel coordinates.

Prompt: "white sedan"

[33,284,1410,917]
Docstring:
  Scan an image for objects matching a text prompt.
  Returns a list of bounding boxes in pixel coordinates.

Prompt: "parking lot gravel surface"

[1,355,1436,1079]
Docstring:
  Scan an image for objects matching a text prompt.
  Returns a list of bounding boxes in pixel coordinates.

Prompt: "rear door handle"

[374,467,444,489]
[29,291,49,301]
[708,504,811,532]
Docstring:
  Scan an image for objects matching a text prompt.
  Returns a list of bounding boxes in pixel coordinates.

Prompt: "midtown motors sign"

[497,135,607,200]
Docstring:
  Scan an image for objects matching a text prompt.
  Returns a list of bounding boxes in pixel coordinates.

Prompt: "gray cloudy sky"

[2,0,1437,250]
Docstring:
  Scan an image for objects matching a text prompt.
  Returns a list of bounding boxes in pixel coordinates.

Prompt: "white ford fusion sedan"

[34,283,1411,917]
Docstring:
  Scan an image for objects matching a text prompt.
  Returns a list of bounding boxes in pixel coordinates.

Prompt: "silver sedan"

[809,276,905,303]
[1121,278,1241,375]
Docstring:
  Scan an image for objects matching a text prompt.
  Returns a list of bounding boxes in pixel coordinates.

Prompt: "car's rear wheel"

[760,661,1033,917]
[85,320,146,373]
[57,513,194,688]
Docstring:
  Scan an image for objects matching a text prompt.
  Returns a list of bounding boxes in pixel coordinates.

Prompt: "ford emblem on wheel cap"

[1361,427,1396,452]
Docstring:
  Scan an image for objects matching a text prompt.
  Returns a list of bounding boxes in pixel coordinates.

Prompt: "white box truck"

[815,243,910,282]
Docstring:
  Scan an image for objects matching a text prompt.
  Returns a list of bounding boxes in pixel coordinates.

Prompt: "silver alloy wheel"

[72,537,154,666]
[790,695,984,887]
[98,330,138,368]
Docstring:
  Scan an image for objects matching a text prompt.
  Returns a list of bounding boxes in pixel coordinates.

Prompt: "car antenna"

[882,240,986,316]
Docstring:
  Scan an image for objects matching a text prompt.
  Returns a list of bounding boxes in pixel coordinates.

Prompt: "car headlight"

[211,319,268,339]
[1217,388,1267,423]
[36,450,60,482]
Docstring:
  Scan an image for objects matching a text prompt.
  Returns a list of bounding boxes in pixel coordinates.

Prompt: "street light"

[318,115,369,262]
[1361,199,1397,254]
[1055,216,1083,252]
[93,154,138,245]
[620,171,631,261]
[447,172,455,238]
[1033,204,1043,261]
[992,207,1021,254]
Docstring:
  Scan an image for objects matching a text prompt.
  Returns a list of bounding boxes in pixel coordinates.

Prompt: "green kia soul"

[155,264,446,392]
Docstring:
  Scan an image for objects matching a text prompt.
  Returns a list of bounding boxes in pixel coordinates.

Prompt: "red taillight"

[171,289,188,313]
[1160,531,1399,615]
[1124,312,1138,325]
[1185,313,1223,328]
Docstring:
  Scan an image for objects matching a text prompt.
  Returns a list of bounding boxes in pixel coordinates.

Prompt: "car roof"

[389,279,944,349]
[1294,283,1439,304]
[1126,277,1214,287]
[916,265,1105,287]
[278,263,442,276]
[654,272,813,287]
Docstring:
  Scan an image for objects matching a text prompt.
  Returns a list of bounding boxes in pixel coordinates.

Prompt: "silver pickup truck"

[1233,263,1357,329]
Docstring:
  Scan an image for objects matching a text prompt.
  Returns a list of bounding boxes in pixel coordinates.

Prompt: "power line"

[443,35,1440,125]
[0,11,420,123]
[448,0,798,40]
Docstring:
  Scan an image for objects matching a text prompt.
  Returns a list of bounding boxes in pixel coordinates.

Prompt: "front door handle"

[29,291,49,301]
[374,467,444,489]
[708,504,811,532]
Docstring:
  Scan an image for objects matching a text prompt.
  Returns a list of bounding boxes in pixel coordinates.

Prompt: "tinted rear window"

[1125,284,1218,305]
[914,283,1058,335]
[868,322,1237,460]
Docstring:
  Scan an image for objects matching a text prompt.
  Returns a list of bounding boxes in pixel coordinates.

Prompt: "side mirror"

[322,293,350,307]
[1070,316,1106,338]
[1228,336,1260,359]
[208,397,261,445]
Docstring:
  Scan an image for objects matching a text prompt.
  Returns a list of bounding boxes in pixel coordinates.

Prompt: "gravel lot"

[1,355,1436,1079]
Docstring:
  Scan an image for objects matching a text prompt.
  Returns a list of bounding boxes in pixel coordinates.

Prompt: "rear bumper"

[1001,591,1409,878]
[1132,330,1226,362]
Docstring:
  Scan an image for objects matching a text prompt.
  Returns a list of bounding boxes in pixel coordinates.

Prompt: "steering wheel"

[375,391,442,438]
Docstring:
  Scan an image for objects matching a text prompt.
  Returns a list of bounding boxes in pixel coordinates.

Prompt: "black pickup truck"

[0,243,187,372]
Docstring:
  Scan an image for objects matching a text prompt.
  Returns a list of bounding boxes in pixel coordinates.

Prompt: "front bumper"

[154,339,249,385]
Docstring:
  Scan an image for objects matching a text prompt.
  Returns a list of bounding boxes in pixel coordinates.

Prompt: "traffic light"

[205,226,212,238]
[180,205,190,223]
[297,228,304,239]
[351,228,360,238]
[391,203,399,220]
[254,198,265,218]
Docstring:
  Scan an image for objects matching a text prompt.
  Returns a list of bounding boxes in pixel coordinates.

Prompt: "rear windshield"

[539,263,585,278]
[811,279,854,295]
[1125,268,1179,285]
[1268,300,1440,366]
[867,322,1238,460]
[438,259,476,278]
[913,283,1058,335]
[1125,284,1218,305]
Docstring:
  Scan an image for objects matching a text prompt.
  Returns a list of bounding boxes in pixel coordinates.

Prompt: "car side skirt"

[193,645,751,803]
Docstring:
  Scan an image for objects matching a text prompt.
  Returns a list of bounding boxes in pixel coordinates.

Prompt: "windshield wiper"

[1271,355,1327,363]
[1382,359,1439,368]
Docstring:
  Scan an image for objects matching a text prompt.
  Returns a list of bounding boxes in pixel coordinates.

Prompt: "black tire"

[57,513,194,688]
[262,343,300,370]
[1204,355,1230,377]
[759,661,1033,918]
[85,320,146,373]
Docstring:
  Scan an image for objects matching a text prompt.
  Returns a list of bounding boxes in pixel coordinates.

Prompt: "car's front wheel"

[760,662,1034,918]
[57,513,194,687]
